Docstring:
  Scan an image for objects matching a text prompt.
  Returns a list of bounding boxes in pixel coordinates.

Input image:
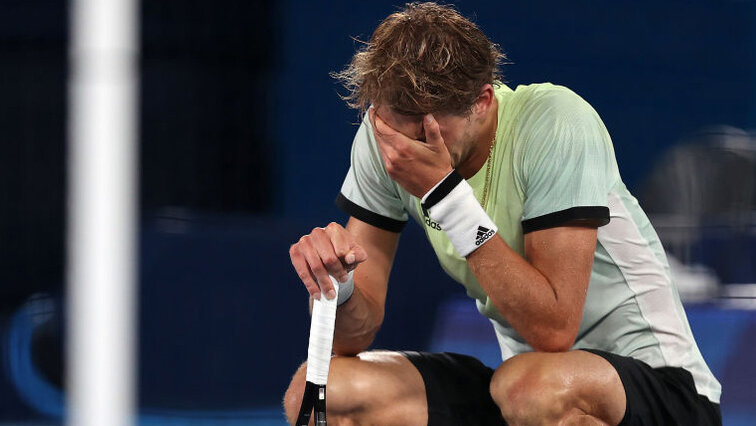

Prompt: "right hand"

[289,222,368,300]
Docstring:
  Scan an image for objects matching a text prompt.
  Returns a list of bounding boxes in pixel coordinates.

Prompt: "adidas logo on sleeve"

[475,226,495,246]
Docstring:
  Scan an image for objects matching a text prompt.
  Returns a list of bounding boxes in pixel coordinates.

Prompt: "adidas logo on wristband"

[421,170,497,257]
[475,226,495,246]
[421,206,442,231]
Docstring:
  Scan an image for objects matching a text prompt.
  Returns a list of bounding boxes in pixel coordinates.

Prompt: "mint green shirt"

[337,83,721,402]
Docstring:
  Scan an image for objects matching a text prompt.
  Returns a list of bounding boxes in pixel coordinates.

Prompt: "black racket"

[295,277,339,426]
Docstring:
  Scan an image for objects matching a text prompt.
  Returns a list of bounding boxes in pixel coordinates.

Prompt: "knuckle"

[322,255,339,269]
[326,222,340,231]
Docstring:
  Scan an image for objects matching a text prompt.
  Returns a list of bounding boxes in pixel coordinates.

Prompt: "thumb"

[345,244,368,266]
[423,114,444,148]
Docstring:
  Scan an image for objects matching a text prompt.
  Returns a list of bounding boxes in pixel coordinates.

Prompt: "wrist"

[334,270,355,306]
[421,170,497,257]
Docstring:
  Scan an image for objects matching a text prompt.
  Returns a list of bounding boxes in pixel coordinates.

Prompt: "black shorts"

[583,349,721,426]
[401,350,721,426]
[400,351,505,425]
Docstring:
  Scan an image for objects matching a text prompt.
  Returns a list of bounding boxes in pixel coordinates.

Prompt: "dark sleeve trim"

[522,206,610,234]
[335,193,406,233]
[421,170,463,210]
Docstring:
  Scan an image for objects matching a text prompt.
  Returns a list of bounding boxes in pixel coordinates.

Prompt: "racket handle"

[296,382,327,426]
[314,384,327,425]
[305,277,340,385]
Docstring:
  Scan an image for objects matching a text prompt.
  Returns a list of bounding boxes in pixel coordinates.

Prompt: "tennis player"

[284,2,722,425]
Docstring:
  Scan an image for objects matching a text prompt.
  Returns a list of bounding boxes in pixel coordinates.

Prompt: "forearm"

[467,236,577,352]
[420,170,591,352]
[330,284,384,356]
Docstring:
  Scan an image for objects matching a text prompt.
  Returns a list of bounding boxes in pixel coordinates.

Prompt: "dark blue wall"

[275,0,755,221]
[2,1,755,421]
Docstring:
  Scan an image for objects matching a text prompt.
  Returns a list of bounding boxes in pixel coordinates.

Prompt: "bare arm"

[365,94,597,352]
[467,225,597,352]
[332,218,398,355]
[289,217,399,356]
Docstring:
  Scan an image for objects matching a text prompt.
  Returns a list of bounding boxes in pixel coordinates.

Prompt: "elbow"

[333,343,367,357]
[332,322,382,356]
[529,329,577,353]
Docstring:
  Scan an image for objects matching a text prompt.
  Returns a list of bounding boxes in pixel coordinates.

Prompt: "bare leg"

[489,350,626,426]
[283,351,428,426]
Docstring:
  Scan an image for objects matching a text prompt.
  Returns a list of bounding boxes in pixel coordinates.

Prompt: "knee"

[489,354,570,424]
[282,357,373,425]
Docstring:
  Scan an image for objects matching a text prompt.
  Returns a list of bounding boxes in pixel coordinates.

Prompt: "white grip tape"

[305,276,339,385]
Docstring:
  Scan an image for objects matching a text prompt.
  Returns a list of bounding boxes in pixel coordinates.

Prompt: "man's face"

[372,105,478,168]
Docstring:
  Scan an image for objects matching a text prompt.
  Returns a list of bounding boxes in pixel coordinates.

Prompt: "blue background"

[1,0,755,425]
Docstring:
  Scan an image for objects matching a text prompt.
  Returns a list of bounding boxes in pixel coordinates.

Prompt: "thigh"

[401,351,506,426]
[327,350,428,426]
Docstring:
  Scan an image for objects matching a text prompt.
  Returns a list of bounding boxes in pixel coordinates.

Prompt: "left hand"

[369,109,454,198]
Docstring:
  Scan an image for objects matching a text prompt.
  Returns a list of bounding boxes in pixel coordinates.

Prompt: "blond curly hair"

[332,2,506,116]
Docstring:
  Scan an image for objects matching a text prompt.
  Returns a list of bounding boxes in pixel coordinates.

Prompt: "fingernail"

[326,290,337,300]
[313,292,321,300]
[345,252,355,264]
[339,274,349,283]
[425,114,434,124]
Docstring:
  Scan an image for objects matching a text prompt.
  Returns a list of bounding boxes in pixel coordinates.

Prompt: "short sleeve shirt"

[338,83,614,304]
[336,83,721,403]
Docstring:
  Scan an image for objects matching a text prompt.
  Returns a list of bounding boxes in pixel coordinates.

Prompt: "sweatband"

[421,170,498,257]
[332,270,354,306]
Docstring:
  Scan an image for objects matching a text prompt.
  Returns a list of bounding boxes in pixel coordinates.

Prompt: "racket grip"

[305,276,340,385]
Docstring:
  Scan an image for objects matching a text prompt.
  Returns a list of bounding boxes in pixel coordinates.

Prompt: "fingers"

[370,109,409,176]
[370,109,406,152]
[324,223,356,276]
[290,223,368,300]
[369,108,396,137]
[310,227,349,287]
[329,224,368,268]
[293,235,333,299]
[423,114,444,148]
[289,242,322,299]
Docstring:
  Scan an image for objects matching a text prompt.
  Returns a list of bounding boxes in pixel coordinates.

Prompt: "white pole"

[66,0,138,424]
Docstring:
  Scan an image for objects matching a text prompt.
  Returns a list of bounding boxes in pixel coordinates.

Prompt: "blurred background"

[1,0,755,424]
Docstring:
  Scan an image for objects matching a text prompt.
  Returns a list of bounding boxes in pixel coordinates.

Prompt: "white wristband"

[421,170,497,257]
[331,270,354,306]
